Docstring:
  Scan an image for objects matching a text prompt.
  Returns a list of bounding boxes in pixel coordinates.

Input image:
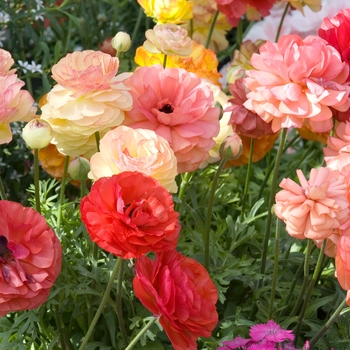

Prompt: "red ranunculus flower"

[0,201,62,316]
[133,250,219,350]
[80,172,180,259]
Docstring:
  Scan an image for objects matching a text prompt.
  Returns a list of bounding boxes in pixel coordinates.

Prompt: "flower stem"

[163,54,168,68]
[275,2,290,42]
[294,240,326,343]
[240,138,254,221]
[56,156,70,233]
[205,10,219,49]
[34,149,41,214]
[309,298,347,347]
[0,173,7,200]
[177,172,192,202]
[259,128,287,276]
[268,218,281,319]
[116,259,128,347]
[95,132,100,152]
[125,317,158,350]
[204,159,227,270]
[235,18,243,48]
[79,257,122,350]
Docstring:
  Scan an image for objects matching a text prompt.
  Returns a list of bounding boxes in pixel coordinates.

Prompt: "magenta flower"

[249,320,295,343]
[218,336,252,349]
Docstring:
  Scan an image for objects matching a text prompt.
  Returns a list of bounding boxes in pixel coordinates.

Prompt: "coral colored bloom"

[122,65,220,172]
[215,0,277,27]
[89,126,178,193]
[133,250,218,350]
[275,167,349,240]
[244,34,350,133]
[335,232,350,290]
[250,320,294,343]
[315,231,340,258]
[144,24,192,56]
[80,172,180,259]
[0,49,16,75]
[41,50,132,157]
[0,201,62,316]
[137,0,193,24]
[297,119,329,145]
[135,40,222,86]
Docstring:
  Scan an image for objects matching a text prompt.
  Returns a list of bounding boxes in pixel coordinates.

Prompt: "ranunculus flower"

[133,250,218,350]
[286,0,322,13]
[144,24,192,56]
[215,0,277,27]
[315,230,340,258]
[122,65,220,173]
[41,50,133,157]
[89,125,178,193]
[275,167,349,240]
[0,201,62,316]
[0,49,16,75]
[137,0,193,24]
[335,232,350,290]
[244,34,350,133]
[80,172,180,259]
[134,40,222,86]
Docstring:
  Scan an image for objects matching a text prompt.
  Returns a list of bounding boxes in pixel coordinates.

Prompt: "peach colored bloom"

[98,37,117,57]
[335,232,350,290]
[135,40,222,86]
[122,65,220,173]
[244,34,350,133]
[284,0,321,13]
[314,230,340,258]
[89,126,178,193]
[0,201,62,316]
[137,0,193,24]
[297,119,329,144]
[144,24,192,56]
[275,167,349,240]
[0,49,15,76]
[41,50,132,157]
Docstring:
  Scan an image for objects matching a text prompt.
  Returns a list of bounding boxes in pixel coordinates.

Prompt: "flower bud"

[68,157,90,180]
[219,133,242,161]
[111,32,132,53]
[22,118,53,149]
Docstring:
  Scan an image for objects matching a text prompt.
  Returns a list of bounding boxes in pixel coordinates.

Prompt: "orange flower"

[134,40,222,86]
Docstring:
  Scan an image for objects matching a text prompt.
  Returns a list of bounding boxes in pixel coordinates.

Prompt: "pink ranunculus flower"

[275,167,349,240]
[89,125,178,193]
[0,49,16,76]
[41,50,133,157]
[335,231,350,291]
[0,201,62,316]
[315,230,340,258]
[122,65,220,173]
[0,74,37,144]
[244,34,350,133]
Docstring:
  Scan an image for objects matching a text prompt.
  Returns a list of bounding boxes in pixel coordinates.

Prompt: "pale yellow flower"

[89,126,178,193]
[283,0,322,14]
[137,0,193,24]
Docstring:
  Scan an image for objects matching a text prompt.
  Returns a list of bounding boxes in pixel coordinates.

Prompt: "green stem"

[177,172,192,201]
[56,156,70,233]
[125,317,158,350]
[0,173,7,200]
[275,3,290,42]
[204,159,227,270]
[235,18,243,48]
[240,138,254,222]
[131,8,144,46]
[95,132,100,152]
[259,128,287,276]
[116,260,128,347]
[78,258,122,350]
[268,218,281,319]
[205,10,219,49]
[80,180,86,198]
[309,298,347,347]
[162,54,168,68]
[294,240,326,343]
[34,149,41,214]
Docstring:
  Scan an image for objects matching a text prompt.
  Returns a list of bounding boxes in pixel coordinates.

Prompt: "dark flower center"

[159,104,174,114]
[0,236,12,258]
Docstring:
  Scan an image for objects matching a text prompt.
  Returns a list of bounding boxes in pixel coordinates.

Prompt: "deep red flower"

[133,250,218,350]
[0,201,62,316]
[80,172,180,259]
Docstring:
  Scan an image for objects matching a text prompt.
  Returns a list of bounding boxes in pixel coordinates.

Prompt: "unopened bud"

[226,66,246,84]
[111,32,132,53]
[22,118,53,149]
[68,157,90,180]
[219,133,242,161]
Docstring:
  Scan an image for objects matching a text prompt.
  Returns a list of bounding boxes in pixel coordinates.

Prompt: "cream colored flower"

[89,126,178,193]
[144,24,192,56]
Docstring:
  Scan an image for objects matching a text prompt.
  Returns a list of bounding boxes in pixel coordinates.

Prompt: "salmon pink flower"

[335,232,350,290]
[89,125,178,193]
[41,50,132,157]
[0,49,16,75]
[133,250,218,350]
[244,34,350,133]
[275,167,349,240]
[122,65,220,172]
[0,201,62,316]
[80,172,180,259]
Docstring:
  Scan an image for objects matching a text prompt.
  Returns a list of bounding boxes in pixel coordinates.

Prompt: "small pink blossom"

[335,231,350,290]
[275,167,349,240]
[218,337,252,349]
[250,320,294,343]
[244,34,350,133]
[0,49,15,76]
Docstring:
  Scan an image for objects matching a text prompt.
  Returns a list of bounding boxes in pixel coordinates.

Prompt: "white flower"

[0,11,10,24]
[17,60,30,73]
[0,29,6,47]
[27,61,43,74]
